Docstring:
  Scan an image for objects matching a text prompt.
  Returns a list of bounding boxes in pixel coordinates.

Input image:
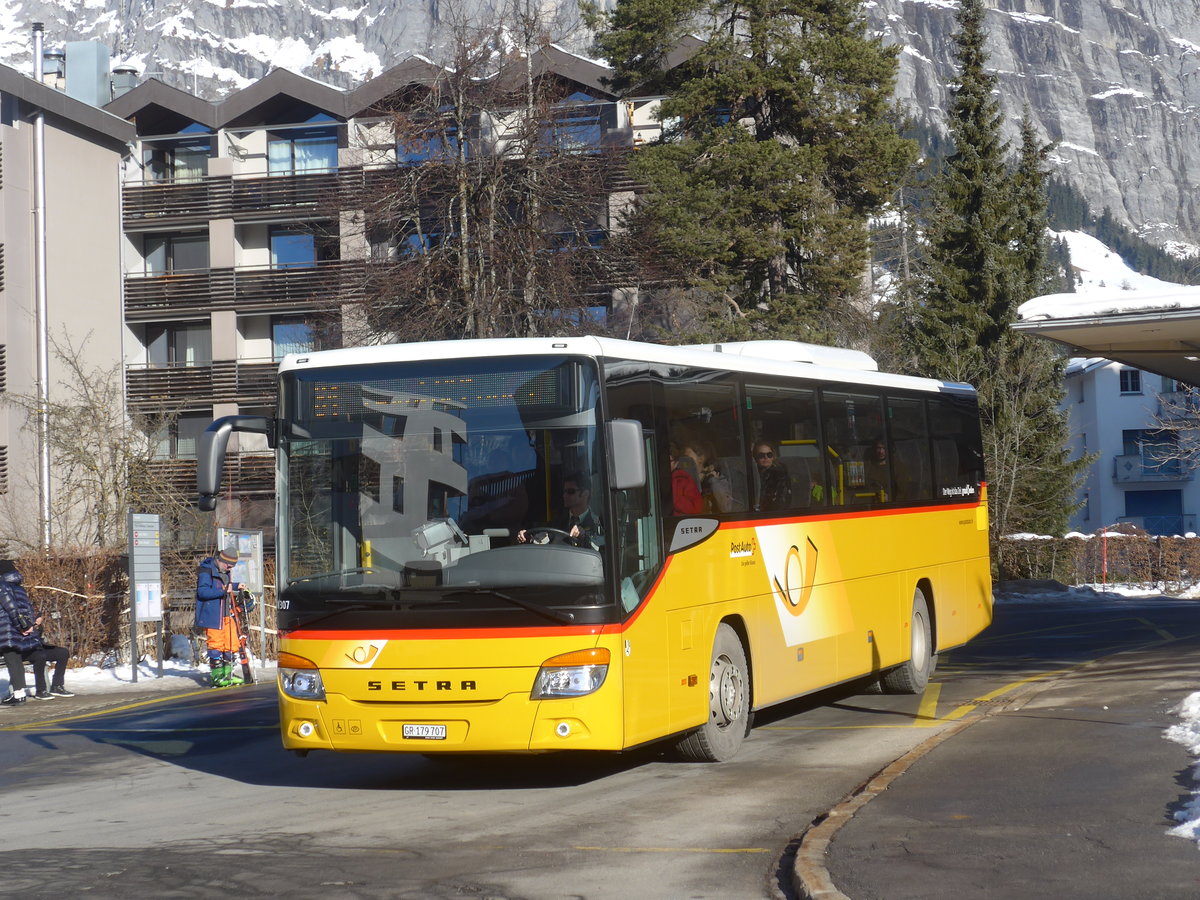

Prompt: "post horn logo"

[773,537,818,617]
[345,642,384,665]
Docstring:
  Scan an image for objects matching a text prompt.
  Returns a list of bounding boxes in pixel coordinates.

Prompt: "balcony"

[124,169,372,229]
[1112,454,1194,484]
[144,453,275,499]
[124,259,367,320]
[127,360,278,412]
[126,363,214,413]
[1158,389,1200,423]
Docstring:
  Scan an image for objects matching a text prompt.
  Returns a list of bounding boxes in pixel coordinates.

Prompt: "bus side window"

[746,383,822,511]
[664,377,747,515]
[885,395,933,501]
[928,393,985,497]
[820,389,886,507]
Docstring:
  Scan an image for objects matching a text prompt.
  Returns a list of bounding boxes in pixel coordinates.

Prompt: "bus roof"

[277,336,973,395]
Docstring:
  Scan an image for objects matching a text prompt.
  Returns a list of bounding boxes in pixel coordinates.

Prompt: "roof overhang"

[1014,292,1200,386]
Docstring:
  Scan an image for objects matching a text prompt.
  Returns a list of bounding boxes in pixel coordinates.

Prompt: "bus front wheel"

[879,587,935,694]
[675,623,750,762]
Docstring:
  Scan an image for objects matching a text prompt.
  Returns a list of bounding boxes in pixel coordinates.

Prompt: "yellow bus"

[198,337,991,761]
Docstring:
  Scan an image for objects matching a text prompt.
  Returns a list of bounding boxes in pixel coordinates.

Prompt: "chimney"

[32,22,44,82]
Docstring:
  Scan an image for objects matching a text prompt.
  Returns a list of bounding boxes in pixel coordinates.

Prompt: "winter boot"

[210,661,232,688]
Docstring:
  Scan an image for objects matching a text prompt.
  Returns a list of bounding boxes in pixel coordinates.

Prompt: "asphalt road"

[2,592,1196,899]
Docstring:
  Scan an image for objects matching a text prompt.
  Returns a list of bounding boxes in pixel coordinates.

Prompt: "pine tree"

[905,0,1086,544]
[588,0,915,343]
[905,0,1016,384]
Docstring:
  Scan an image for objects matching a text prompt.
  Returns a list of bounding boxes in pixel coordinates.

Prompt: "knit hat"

[0,560,16,576]
[218,547,238,566]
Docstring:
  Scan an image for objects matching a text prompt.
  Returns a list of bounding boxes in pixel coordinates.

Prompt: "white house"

[1063,358,1199,535]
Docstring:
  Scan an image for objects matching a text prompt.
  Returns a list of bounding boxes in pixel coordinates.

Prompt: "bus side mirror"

[197,415,275,511]
[607,419,646,490]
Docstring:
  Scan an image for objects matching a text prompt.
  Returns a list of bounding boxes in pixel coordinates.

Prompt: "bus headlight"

[279,651,325,701]
[532,648,610,699]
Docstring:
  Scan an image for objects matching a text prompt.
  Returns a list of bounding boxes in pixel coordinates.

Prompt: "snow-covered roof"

[1014,231,1200,387]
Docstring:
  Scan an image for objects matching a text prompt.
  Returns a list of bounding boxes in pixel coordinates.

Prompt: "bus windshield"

[277,355,612,628]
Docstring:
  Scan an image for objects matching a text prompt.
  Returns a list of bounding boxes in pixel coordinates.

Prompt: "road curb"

[790,674,1059,900]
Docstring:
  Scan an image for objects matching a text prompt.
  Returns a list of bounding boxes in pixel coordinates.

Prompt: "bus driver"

[517,472,602,548]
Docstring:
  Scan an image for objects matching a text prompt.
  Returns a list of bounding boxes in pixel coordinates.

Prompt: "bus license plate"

[403,723,447,740]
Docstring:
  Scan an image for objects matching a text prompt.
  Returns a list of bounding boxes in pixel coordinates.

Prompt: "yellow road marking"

[0,687,246,732]
[913,682,942,726]
[11,725,273,734]
[940,667,1076,721]
[1137,617,1175,641]
[573,846,770,854]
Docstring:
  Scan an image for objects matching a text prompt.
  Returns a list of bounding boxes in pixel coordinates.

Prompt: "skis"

[230,588,256,685]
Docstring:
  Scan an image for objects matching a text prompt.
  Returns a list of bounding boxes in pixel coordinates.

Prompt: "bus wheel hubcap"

[712,655,742,729]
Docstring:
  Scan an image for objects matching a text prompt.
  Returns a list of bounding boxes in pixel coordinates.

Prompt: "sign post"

[127,512,163,683]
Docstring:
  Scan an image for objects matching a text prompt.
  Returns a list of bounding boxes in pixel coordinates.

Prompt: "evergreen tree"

[903,0,1086,543]
[588,0,915,343]
[906,0,1015,382]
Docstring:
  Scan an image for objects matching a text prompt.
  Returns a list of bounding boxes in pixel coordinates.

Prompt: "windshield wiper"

[287,604,374,631]
[287,566,386,586]
[444,589,576,625]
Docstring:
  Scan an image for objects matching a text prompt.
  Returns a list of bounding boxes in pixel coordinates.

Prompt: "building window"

[143,135,212,182]
[0,344,6,392]
[268,225,337,269]
[1119,369,1141,394]
[146,322,211,368]
[268,126,338,175]
[144,232,209,275]
[272,316,316,361]
[0,445,7,493]
[152,413,211,459]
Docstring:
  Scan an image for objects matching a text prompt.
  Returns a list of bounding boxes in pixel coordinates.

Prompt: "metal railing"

[1112,453,1192,483]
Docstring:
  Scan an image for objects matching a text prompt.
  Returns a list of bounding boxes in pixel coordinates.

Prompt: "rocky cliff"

[2,1,1197,245]
[867,0,1200,249]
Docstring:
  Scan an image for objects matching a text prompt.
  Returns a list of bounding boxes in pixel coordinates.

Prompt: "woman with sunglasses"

[753,442,791,512]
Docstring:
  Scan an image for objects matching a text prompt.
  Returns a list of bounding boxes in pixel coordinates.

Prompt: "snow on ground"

[1,632,275,697]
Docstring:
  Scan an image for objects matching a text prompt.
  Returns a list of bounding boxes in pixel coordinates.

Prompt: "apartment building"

[105,47,670,547]
[1064,359,1200,535]
[0,60,134,548]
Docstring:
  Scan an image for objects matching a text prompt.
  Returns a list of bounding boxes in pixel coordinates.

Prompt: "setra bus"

[197,337,991,761]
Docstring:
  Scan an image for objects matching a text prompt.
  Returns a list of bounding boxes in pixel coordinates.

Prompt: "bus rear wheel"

[675,623,749,762]
[879,587,934,694]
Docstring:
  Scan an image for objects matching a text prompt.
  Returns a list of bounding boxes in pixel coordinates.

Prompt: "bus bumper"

[278,683,624,754]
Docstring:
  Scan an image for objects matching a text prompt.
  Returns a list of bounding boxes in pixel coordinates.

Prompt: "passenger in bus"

[517,472,601,548]
[684,439,735,513]
[669,442,703,515]
[863,439,904,501]
[753,441,791,511]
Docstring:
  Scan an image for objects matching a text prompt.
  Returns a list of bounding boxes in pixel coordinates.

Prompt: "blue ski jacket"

[194,556,231,631]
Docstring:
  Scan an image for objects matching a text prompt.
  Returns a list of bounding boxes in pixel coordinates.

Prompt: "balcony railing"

[1158,390,1200,422]
[124,259,366,320]
[123,126,643,226]
[1117,514,1197,536]
[126,364,214,412]
[127,360,278,412]
[1112,454,1194,483]
[124,169,371,228]
[144,453,275,499]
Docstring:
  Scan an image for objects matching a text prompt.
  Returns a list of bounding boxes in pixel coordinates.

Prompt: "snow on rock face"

[3,1,1199,245]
